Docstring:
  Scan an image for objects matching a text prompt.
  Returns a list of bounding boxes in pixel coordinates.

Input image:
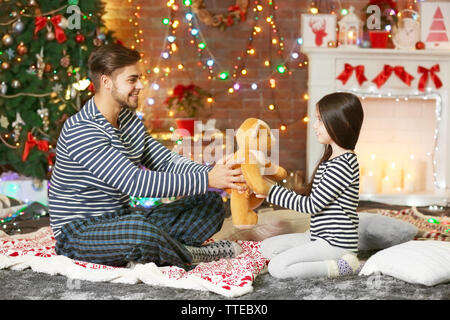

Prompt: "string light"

[137,0,323,133]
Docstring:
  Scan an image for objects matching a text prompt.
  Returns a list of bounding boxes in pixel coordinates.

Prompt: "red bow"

[372,65,415,88]
[22,132,49,162]
[34,15,67,43]
[172,84,197,102]
[417,64,443,92]
[336,64,368,86]
[47,152,56,167]
[226,14,234,26]
[228,5,246,21]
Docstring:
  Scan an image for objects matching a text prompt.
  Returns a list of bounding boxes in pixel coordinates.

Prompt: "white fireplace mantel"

[302,47,450,206]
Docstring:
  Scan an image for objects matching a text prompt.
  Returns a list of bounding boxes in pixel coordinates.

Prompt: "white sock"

[326,254,360,278]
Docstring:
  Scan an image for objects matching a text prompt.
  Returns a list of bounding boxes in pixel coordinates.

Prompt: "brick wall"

[102,0,412,175]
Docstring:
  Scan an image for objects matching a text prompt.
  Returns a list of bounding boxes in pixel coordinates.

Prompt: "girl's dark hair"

[302,92,364,196]
[88,43,141,89]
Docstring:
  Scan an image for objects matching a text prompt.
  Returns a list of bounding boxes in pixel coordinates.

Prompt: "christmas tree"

[0,0,115,180]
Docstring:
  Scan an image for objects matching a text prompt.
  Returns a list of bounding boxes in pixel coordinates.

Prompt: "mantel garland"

[191,0,249,30]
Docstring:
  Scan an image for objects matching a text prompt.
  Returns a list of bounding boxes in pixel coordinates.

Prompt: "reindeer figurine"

[309,18,328,47]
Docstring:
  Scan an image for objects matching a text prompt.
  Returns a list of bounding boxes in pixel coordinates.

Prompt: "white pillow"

[358,212,418,251]
[359,240,450,286]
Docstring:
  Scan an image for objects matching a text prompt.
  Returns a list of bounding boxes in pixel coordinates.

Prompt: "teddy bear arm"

[264,163,288,181]
[241,163,270,195]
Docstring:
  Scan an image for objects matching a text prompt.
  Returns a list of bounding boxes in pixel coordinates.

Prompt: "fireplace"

[303,47,450,206]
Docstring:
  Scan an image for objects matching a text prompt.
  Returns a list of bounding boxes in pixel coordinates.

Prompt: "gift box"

[0,173,48,206]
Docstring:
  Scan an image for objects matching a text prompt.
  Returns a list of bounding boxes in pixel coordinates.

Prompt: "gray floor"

[1,268,448,300]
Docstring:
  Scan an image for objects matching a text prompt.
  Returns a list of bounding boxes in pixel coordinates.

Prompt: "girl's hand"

[254,177,275,198]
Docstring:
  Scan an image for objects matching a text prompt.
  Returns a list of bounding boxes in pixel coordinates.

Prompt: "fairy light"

[135,0,313,136]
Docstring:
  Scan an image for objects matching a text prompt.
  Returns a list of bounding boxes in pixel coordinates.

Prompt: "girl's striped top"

[49,97,211,239]
[267,152,360,253]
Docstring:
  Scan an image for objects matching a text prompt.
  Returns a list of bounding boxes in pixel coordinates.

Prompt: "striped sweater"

[267,152,360,252]
[49,97,211,239]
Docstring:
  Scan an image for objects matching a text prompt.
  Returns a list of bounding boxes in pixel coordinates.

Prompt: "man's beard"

[111,84,139,111]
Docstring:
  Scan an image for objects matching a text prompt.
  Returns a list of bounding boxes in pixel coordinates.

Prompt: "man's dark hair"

[88,43,140,90]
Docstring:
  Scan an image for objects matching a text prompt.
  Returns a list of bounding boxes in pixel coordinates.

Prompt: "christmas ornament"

[6,48,15,59]
[415,41,425,50]
[75,33,85,43]
[52,83,63,94]
[46,30,56,41]
[34,15,67,43]
[60,55,70,68]
[37,105,49,131]
[17,42,28,55]
[35,47,45,79]
[12,112,25,143]
[11,80,21,89]
[28,0,39,6]
[12,19,25,34]
[2,34,13,46]
[0,82,7,95]
[1,62,10,70]
[58,16,68,29]
[44,63,52,73]
[327,40,337,48]
[0,115,9,128]
[191,0,249,29]
[93,38,102,46]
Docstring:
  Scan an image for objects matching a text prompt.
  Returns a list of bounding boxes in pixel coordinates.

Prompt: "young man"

[49,44,246,268]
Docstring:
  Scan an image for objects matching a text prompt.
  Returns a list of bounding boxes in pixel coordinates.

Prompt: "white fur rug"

[0,226,268,298]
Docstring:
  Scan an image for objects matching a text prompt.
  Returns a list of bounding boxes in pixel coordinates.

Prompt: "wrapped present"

[0,172,48,207]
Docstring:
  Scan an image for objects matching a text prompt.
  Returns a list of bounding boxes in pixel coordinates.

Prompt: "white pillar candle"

[385,161,401,190]
[361,171,377,194]
[366,154,383,183]
[404,173,415,193]
[404,154,424,192]
[381,176,394,193]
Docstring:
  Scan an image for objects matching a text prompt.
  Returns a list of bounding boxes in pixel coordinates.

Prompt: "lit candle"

[404,173,415,193]
[361,171,377,194]
[404,154,424,192]
[385,161,401,190]
[381,176,394,193]
[366,154,383,183]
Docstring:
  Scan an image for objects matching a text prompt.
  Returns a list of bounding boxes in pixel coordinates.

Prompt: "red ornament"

[415,41,425,50]
[75,33,85,43]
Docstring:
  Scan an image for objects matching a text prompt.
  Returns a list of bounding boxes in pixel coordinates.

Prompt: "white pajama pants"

[260,232,352,279]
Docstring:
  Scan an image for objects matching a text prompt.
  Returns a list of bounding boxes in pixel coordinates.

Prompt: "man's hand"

[208,156,247,191]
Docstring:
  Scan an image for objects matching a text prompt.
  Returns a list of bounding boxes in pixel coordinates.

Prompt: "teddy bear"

[225,118,287,229]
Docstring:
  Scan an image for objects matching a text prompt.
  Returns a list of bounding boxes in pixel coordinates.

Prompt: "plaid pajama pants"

[55,191,225,268]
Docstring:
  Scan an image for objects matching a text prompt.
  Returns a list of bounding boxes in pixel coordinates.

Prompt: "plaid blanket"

[364,207,450,242]
[0,226,268,298]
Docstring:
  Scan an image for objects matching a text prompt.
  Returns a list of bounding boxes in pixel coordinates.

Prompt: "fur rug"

[0,226,268,298]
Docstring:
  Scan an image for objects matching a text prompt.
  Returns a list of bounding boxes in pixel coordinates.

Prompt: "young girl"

[260,92,364,279]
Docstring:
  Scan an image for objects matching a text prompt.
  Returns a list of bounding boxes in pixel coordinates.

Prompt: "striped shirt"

[49,97,211,239]
[267,152,359,252]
